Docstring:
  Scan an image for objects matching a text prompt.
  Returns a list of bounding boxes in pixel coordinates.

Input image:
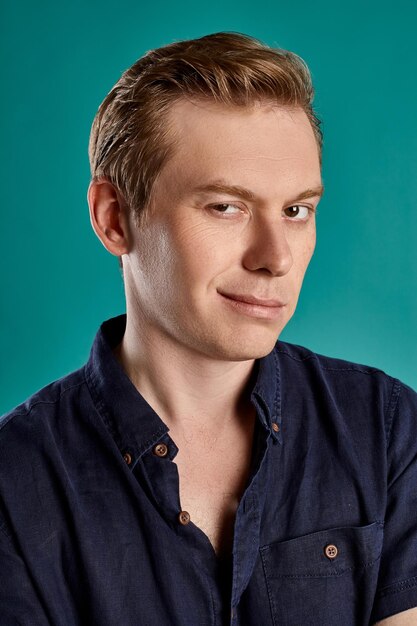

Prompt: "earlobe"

[88,179,130,257]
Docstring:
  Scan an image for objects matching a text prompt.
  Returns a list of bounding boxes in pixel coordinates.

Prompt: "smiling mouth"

[217,291,287,319]
[219,292,285,307]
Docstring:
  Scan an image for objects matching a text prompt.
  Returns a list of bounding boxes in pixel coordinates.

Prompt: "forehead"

[157,99,321,199]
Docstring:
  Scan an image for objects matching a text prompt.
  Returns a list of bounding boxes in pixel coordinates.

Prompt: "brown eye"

[283,205,309,220]
[210,203,241,215]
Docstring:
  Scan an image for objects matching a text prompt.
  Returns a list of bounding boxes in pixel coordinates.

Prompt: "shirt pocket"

[260,521,383,626]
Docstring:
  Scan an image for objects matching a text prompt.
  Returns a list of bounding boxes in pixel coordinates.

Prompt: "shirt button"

[271,422,280,432]
[153,443,168,457]
[123,452,132,466]
[324,544,338,559]
[178,511,191,525]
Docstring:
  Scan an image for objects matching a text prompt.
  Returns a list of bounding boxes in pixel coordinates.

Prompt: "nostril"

[242,241,293,277]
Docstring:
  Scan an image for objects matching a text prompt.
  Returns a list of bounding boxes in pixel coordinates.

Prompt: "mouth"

[217,291,287,320]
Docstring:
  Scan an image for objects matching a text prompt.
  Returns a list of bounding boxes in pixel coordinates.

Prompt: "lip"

[218,291,286,320]
[219,292,285,307]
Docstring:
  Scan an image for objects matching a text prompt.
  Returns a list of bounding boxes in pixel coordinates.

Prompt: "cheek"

[170,221,230,279]
[173,217,227,260]
[290,229,316,277]
[128,226,214,306]
[304,232,316,264]
[130,227,176,298]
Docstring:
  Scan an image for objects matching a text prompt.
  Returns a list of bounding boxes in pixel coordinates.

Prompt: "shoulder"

[0,366,91,495]
[273,341,416,427]
[0,367,96,541]
[275,340,390,375]
[275,339,401,383]
[0,367,88,440]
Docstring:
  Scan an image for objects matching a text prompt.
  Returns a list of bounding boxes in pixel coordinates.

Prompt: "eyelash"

[209,203,242,215]
[208,203,315,221]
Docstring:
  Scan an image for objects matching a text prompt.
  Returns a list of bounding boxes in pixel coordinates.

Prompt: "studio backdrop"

[1,0,416,413]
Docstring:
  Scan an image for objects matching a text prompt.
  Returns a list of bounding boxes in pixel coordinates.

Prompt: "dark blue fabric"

[1,314,417,625]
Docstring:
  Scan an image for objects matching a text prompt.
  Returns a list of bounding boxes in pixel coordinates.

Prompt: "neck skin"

[114,308,257,440]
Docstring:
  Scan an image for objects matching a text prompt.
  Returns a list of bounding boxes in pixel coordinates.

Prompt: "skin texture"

[124,100,320,363]
[89,100,322,426]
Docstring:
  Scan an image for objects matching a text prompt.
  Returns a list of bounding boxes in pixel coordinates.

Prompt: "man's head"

[88,31,322,226]
[88,33,323,361]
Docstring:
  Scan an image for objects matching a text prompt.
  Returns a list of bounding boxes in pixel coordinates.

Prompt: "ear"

[87,179,131,256]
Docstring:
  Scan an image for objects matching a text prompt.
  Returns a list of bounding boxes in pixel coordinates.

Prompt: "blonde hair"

[89,32,322,224]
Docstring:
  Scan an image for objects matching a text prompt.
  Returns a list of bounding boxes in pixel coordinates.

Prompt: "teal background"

[1,0,416,414]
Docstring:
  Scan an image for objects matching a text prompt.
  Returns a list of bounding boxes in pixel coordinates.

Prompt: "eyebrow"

[293,185,325,201]
[192,181,324,203]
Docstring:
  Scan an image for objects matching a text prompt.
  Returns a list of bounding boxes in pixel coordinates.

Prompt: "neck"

[115,313,257,435]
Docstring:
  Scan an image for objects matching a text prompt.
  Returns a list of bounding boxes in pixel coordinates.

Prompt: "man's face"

[123,99,322,361]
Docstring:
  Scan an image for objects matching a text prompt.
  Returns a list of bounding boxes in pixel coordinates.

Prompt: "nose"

[242,218,293,276]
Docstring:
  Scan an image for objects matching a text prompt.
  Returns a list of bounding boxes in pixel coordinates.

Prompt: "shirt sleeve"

[371,381,417,622]
[0,521,50,626]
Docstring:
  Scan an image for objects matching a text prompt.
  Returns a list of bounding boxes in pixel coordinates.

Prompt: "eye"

[209,203,243,215]
[283,205,311,220]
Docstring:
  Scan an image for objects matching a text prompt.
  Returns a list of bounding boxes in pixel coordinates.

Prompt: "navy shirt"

[1,315,417,625]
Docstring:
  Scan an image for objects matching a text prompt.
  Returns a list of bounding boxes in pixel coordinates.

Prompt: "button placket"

[139,435,185,527]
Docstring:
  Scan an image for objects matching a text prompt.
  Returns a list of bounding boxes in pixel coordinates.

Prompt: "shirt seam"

[232,492,260,607]
[268,554,382,579]
[0,381,86,433]
[272,350,281,423]
[261,541,277,625]
[384,379,403,446]
[259,520,385,551]
[276,348,384,375]
[0,515,12,540]
[377,575,417,598]
[84,364,119,442]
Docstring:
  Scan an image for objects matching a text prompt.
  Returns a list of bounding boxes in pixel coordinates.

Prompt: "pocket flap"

[261,521,384,578]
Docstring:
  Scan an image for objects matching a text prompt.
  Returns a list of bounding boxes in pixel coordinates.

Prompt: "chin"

[224,342,278,362]
[203,326,283,362]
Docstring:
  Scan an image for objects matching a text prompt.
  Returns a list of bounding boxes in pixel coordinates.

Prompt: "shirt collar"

[85,315,168,465]
[85,314,282,464]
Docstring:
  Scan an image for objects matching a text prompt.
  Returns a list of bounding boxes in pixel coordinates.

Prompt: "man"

[0,32,416,625]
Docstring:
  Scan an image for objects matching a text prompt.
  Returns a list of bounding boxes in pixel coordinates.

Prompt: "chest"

[173,423,255,555]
